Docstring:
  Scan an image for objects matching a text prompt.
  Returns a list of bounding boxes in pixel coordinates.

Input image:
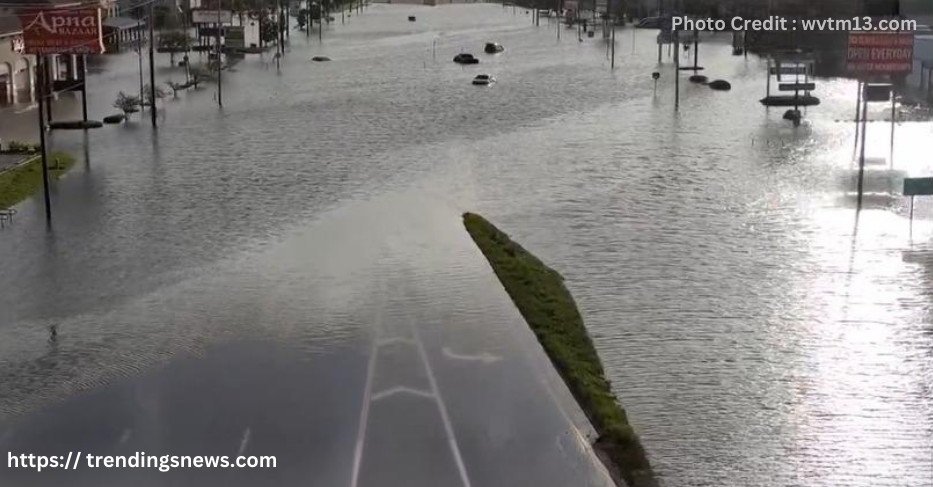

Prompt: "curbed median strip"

[0,152,76,212]
[462,212,656,487]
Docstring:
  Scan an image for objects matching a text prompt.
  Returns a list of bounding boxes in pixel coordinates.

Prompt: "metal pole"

[45,57,53,123]
[853,81,862,157]
[80,55,88,122]
[889,88,895,166]
[610,23,615,70]
[149,2,157,128]
[216,4,223,107]
[693,30,698,70]
[856,89,868,209]
[909,195,914,234]
[557,0,561,41]
[766,59,771,98]
[137,11,144,102]
[673,30,679,111]
[35,56,52,223]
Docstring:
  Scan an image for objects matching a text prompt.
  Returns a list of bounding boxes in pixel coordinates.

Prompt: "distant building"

[0,16,31,105]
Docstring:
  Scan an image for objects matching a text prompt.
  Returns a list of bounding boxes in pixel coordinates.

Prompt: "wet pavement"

[0,194,614,487]
[0,3,932,487]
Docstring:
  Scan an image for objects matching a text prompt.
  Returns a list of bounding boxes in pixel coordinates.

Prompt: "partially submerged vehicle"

[454,53,479,64]
[484,42,504,54]
[472,74,496,86]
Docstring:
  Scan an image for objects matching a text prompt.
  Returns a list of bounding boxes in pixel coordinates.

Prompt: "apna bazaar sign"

[20,8,104,55]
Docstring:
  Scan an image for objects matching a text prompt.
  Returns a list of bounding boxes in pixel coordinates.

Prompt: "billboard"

[192,9,233,24]
[20,8,103,54]
[846,32,914,74]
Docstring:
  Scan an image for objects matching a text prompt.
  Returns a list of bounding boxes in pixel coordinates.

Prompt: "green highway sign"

[903,177,933,196]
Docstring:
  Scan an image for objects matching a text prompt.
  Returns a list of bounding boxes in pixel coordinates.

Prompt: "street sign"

[904,177,933,196]
[769,66,807,75]
[779,83,816,91]
[225,26,244,49]
[191,9,233,24]
[19,8,104,54]
[863,83,892,102]
[846,32,914,74]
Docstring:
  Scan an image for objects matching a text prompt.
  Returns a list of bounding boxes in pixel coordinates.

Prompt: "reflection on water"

[0,4,931,486]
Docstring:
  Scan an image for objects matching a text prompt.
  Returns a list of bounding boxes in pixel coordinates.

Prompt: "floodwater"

[1,3,932,487]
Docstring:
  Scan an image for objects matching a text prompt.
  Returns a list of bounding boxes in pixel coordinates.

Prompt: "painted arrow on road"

[442,347,502,364]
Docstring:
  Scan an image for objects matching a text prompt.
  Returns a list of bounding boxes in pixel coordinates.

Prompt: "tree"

[113,92,141,121]
[260,17,279,44]
[187,65,214,88]
[158,30,191,63]
[297,9,308,30]
[143,84,167,107]
[166,81,185,98]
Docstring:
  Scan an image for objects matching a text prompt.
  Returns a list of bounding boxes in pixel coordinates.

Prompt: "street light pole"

[216,0,223,107]
[149,2,158,127]
[35,56,52,223]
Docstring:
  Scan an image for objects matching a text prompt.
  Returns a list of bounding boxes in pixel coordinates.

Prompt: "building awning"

[102,16,145,30]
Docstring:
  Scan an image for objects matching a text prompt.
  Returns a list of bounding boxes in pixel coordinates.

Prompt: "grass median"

[0,152,76,211]
[462,212,655,487]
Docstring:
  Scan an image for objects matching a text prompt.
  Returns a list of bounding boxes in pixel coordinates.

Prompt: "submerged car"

[472,74,496,86]
[484,42,504,54]
[635,16,661,28]
[454,53,479,64]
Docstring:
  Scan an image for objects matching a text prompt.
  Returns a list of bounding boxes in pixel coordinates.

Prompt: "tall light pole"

[149,2,158,127]
[216,0,223,107]
[35,56,52,223]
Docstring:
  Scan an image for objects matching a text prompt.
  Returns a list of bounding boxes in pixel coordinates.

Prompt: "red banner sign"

[20,8,104,54]
[846,32,914,74]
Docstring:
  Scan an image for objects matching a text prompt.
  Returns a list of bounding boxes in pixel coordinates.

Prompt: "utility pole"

[149,2,158,127]
[890,89,896,166]
[137,9,144,102]
[35,56,52,223]
[853,81,862,158]
[610,14,615,69]
[673,29,679,111]
[216,0,223,107]
[45,57,53,123]
[79,55,88,122]
[557,0,562,40]
[856,85,868,209]
[693,29,698,70]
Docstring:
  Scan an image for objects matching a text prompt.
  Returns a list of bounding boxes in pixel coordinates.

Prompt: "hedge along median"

[462,212,655,487]
[0,152,76,211]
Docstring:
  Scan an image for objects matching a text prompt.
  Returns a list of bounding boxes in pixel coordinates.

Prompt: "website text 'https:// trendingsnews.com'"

[8,452,277,473]
[673,16,918,33]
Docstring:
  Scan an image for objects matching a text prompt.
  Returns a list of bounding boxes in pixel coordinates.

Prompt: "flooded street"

[1,3,932,487]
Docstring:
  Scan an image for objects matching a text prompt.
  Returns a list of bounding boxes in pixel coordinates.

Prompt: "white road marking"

[370,386,434,402]
[442,347,502,364]
[237,428,252,456]
[119,429,133,444]
[376,337,415,347]
[349,286,387,487]
[410,322,473,487]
